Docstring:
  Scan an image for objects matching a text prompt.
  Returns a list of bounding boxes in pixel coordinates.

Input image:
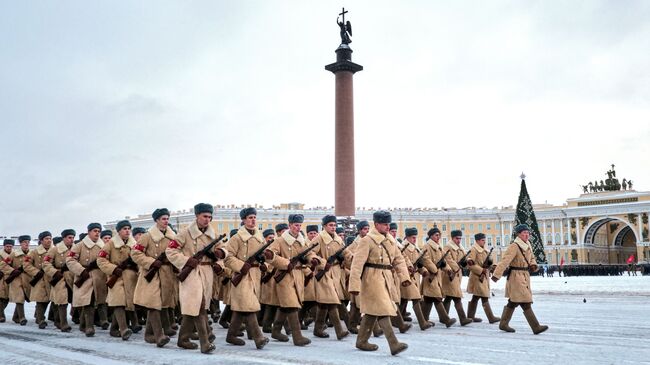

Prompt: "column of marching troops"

[0,204,548,356]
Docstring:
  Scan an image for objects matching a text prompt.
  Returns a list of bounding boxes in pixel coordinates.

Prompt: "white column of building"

[500,221,505,246]
[560,219,564,245]
[551,219,556,245]
[576,218,581,246]
[567,219,572,245]
[638,213,643,243]
[543,220,547,245]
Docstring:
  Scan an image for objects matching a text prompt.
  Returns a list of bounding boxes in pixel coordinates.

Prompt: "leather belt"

[364,263,393,270]
[199,262,213,266]
[509,267,528,271]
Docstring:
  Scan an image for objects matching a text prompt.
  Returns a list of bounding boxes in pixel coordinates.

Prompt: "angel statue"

[337,8,352,44]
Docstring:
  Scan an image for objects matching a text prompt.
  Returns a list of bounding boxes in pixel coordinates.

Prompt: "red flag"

[626,254,635,264]
[560,257,565,267]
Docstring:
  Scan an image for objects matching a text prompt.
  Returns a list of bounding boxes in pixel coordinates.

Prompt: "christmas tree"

[514,173,546,263]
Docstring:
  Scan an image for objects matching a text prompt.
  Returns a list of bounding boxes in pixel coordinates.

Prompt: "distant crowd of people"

[531,263,650,277]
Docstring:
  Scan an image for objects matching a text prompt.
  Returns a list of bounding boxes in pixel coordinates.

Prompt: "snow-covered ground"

[1,276,649,365]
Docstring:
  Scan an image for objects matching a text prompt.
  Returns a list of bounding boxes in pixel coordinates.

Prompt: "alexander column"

[325,8,363,219]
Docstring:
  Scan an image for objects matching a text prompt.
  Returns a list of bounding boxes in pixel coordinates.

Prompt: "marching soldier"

[132,227,146,241]
[465,233,500,324]
[223,207,269,349]
[419,227,456,327]
[0,239,16,323]
[0,235,32,325]
[264,214,320,346]
[299,224,320,328]
[131,208,177,348]
[65,223,107,336]
[346,220,369,334]
[259,228,279,333]
[388,223,411,332]
[311,214,350,340]
[97,220,138,340]
[492,224,548,334]
[349,210,410,356]
[399,228,433,330]
[43,229,76,332]
[167,203,225,354]
[218,228,239,330]
[101,230,113,245]
[24,231,53,329]
[441,230,472,326]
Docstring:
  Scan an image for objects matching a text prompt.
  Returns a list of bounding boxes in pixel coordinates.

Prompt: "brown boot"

[127,310,142,333]
[434,301,456,327]
[177,315,199,349]
[161,307,177,337]
[58,304,71,332]
[148,309,170,347]
[109,314,121,337]
[97,303,109,330]
[399,299,412,322]
[413,300,433,330]
[196,309,216,353]
[0,298,7,322]
[114,307,132,340]
[83,306,95,337]
[338,303,350,328]
[499,305,516,333]
[36,302,48,329]
[482,299,500,324]
[467,296,482,323]
[443,296,452,314]
[349,300,360,334]
[453,298,472,326]
[521,304,548,335]
[355,315,378,351]
[168,308,179,330]
[377,316,408,356]
[144,316,156,343]
[219,305,231,328]
[286,310,310,346]
[246,313,269,349]
[390,308,412,333]
[271,310,289,342]
[372,321,383,337]
[328,305,349,340]
[313,305,329,338]
[226,311,246,346]
[421,299,433,322]
[261,305,276,334]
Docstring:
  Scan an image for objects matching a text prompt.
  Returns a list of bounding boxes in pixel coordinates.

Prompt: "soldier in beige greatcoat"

[0,235,33,325]
[43,229,76,332]
[97,220,138,340]
[0,239,16,323]
[492,224,548,334]
[131,208,178,347]
[441,230,473,326]
[299,224,320,329]
[310,214,350,340]
[419,227,456,327]
[265,214,321,346]
[167,203,225,354]
[223,207,270,349]
[259,227,280,334]
[23,231,54,329]
[399,228,433,331]
[465,233,500,324]
[349,210,411,356]
[65,223,107,336]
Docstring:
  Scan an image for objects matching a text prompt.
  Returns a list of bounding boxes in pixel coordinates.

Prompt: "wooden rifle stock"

[230,239,274,287]
[177,234,227,283]
[275,242,319,283]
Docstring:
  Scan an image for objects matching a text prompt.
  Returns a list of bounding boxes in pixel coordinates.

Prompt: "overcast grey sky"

[1,1,649,236]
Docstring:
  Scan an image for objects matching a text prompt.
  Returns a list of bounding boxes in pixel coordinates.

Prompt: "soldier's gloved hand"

[438,260,447,269]
[467,259,475,267]
[305,272,313,280]
[407,266,416,275]
[52,271,63,282]
[259,264,267,273]
[401,280,411,287]
[491,276,499,283]
[263,249,274,261]
[349,291,359,296]
[286,261,295,271]
[310,257,320,267]
[240,262,252,275]
[299,256,309,265]
[186,257,199,269]
[529,264,538,273]
[214,248,226,260]
[112,267,123,277]
[213,264,223,275]
[421,270,429,277]
[151,260,162,269]
[324,262,332,271]
[79,269,90,281]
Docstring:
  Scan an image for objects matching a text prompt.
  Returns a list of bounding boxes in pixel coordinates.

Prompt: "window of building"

[496,236,501,246]
[461,224,465,230]
[451,224,456,230]
[486,223,491,230]
[218,223,223,231]
[487,236,492,246]
[229,223,234,230]
[259,224,263,230]
[496,223,500,230]
[442,224,447,231]
[442,237,448,244]
[470,237,475,245]
[470,224,474,231]
[478,224,483,231]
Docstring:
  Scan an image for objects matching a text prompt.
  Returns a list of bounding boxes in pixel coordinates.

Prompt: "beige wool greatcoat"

[400,243,423,300]
[0,248,31,303]
[167,222,219,316]
[441,241,465,298]
[0,250,10,299]
[267,231,320,309]
[65,236,107,307]
[98,236,138,310]
[43,243,74,305]
[313,231,350,304]
[23,245,52,303]
[348,228,410,316]
[466,244,491,298]
[302,238,317,302]
[420,240,444,299]
[493,237,538,303]
[131,226,178,310]
[224,226,266,313]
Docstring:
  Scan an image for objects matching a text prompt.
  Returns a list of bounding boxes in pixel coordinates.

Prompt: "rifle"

[231,239,274,287]
[479,247,495,283]
[449,249,472,281]
[29,269,45,287]
[400,241,410,253]
[144,252,168,282]
[436,250,451,269]
[177,234,227,283]
[315,241,351,282]
[275,242,319,283]
[49,265,68,286]
[5,266,23,284]
[106,257,136,289]
[458,250,472,268]
[261,267,276,284]
[74,260,98,288]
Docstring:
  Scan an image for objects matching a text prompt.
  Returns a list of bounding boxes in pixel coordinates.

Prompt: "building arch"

[583,217,639,245]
